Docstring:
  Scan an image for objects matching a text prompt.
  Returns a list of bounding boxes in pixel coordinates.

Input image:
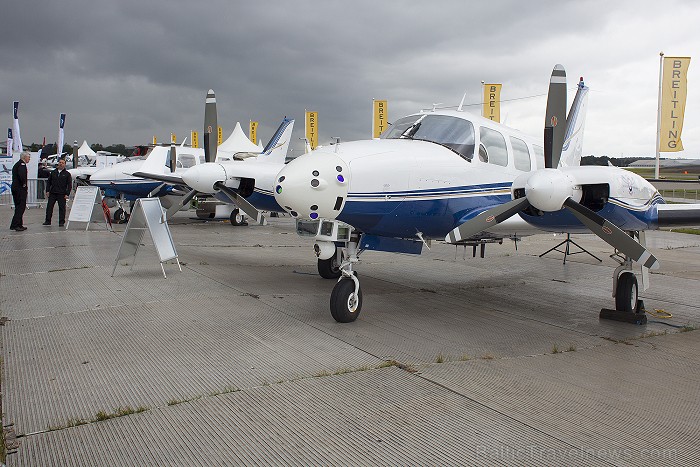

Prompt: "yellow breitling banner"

[373,100,388,138]
[250,121,258,144]
[170,133,176,144]
[191,131,199,148]
[217,126,223,146]
[306,111,318,149]
[483,84,502,122]
[660,56,691,152]
[152,136,157,145]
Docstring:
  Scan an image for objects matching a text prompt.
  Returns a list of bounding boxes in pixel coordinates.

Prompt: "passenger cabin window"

[478,127,508,167]
[533,145,545,169]
[510,137,531,171]
[179,154,196,168]
[382,114,475,161]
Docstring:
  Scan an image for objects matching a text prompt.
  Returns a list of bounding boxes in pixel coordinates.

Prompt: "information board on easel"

[66,186,111,231]
[112,197,181,278]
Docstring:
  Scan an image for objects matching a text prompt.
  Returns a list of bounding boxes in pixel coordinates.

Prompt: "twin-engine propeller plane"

[134,117,295,226]
[274,65,700,323]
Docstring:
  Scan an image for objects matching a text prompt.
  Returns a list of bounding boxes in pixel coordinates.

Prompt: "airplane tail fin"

[138,146,169,174]
[558,78,589,168]
[259,118,294,164]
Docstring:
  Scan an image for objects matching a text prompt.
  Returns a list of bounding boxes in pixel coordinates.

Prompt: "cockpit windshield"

[381,114,475,160]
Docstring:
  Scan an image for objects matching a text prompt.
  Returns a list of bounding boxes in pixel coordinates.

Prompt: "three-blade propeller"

[447,65,659,270]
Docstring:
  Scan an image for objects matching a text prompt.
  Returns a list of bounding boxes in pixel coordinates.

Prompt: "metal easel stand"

[539,233,602,264]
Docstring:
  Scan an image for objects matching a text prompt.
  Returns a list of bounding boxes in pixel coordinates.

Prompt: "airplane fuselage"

[274,109,665,240]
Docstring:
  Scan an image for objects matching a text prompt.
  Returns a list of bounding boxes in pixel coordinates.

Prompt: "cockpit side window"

[510,136,531,172]
[479,127,508,167]
[179,154,196,169]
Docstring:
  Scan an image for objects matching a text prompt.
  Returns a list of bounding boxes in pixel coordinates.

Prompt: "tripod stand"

[539,233,602,264]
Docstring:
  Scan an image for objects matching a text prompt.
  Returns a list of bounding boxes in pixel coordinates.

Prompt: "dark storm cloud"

[1,0,697,157]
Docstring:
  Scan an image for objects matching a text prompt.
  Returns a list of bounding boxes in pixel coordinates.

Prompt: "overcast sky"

[2,0,698,158]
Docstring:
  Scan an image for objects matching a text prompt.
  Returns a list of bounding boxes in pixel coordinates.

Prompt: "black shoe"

[16,226,27,231]
[43,222,51,226]
[58,223,65,227]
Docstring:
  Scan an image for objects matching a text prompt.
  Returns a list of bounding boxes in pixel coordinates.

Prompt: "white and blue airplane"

[132,117,295,225]
[273,65,700,323]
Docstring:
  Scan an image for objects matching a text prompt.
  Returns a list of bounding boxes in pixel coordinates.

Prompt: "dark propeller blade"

[447,197,530,243]
[544,64,567,168]
[563,198,659,269]
[214,182,265,224]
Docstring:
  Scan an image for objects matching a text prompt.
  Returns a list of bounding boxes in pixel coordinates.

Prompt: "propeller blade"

[204,89,218,163]
[169,144,176,173]
[563,198,659,269]
[447,197,530,243]
[214,182,266,224]
[166,189,198,219]
[544,64,567,169]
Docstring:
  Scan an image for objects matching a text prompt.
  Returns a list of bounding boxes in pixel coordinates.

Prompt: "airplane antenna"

[431,103,443,112]
[180,137,188,146]
[457,93,467,112]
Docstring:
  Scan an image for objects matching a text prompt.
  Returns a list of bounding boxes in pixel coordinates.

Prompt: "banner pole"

[655,52,664,180]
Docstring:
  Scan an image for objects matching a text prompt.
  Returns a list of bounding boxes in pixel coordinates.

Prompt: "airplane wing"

[132,171,184,185]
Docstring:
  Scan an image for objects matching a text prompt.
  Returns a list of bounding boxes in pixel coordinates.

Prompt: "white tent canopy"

[78,140,97,158]
[217,122,263,155]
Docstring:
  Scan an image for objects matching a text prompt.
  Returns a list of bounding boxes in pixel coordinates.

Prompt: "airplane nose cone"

[181,163,227,193]
[274,152,350,220]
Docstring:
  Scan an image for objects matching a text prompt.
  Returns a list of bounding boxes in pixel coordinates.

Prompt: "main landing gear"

[229,208,248,226]
[601,231,648,324]
[329,234,363,323]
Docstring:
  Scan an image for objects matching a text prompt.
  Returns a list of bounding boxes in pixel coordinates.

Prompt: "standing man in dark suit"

[43,158,72,227]
[10,151,30,231]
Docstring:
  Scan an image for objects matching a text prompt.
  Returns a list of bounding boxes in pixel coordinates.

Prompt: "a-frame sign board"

[66,185,112,231]
[111,197,181,278]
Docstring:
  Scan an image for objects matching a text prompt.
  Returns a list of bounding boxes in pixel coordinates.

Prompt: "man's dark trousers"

[10,188,27,229]
[45,193,67,225]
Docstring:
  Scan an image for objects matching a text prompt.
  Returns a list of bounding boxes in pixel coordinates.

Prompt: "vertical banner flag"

[249,121,258,144]
[57,113,66,157]
[483,84,502,122]
[170,133,176,144]
[191,131,199,148]
[659,56,691,152]
[7,128,13,157]
[372,100,388,138]
[305,111,318,150]
[1,129,12,194]
[152,136,157,145]
[12,101,22,153]
[217,126,223,146]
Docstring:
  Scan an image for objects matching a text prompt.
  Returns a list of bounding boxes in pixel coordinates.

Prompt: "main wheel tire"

[615,272,638,313]
[230,208,245,226]
[113,208,127,223]
[330,278,362,323]
[318,254,342,279]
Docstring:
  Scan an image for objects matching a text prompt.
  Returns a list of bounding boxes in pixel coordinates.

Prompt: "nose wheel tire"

[113,208,129,224]
[615,272,638,313]
[318,254,342,279]
[330,278,362,323]
[229,208,247,226]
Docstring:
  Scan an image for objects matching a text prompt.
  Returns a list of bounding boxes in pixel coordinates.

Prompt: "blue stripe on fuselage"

[339,192,512,238]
